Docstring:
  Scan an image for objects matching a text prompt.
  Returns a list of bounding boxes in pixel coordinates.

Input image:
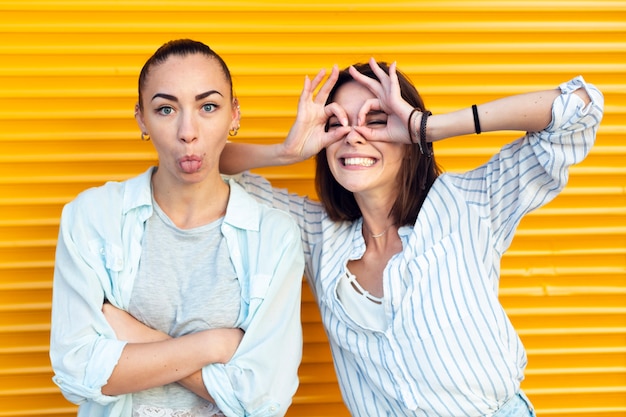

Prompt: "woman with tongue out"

[220,59,603,417]
[50,39,304,417]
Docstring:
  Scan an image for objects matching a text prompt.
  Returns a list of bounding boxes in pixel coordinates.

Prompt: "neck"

[152,172,229,229]
[363,222,393,239]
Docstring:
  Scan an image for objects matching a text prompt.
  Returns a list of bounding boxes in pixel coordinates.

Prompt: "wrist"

[275,142,301,165]
[408,109,432,156]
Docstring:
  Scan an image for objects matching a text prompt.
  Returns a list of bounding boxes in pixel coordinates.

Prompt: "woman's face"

[325,81,405,199]
[135,53,238,186]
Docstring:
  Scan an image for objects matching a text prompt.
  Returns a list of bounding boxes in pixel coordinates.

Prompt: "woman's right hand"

[280,66,350,162]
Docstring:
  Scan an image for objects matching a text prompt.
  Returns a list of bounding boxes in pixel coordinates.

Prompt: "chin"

[336,180,365,194]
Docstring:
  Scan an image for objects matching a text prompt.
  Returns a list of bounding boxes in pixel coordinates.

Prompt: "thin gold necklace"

[364,223,393,239]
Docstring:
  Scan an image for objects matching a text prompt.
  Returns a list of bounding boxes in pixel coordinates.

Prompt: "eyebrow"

[151,90,223,102]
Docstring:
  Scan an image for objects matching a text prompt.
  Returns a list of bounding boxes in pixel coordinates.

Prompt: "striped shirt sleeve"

[447,76,604,254]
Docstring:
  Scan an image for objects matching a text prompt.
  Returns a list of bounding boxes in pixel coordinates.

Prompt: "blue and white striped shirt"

[237,77,603,417]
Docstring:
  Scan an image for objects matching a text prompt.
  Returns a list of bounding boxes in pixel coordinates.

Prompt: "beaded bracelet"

[419,111,432,157]
[407,108,432,156]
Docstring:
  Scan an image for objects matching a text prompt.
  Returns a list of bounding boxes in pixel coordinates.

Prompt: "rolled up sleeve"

[49,195,128,406]
[202,202,304,417]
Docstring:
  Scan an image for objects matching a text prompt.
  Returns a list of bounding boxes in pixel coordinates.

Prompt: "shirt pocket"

[245,273,271,311]
[88,239,124,272]
[249,273,271,299]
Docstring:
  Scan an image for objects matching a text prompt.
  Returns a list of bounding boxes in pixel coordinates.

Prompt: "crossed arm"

[101,302,243,401]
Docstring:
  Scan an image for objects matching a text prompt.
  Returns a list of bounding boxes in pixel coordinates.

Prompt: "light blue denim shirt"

[50,167,304,417]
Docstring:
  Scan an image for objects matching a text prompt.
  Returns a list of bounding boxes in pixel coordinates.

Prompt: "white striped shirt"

[236,77,603,417]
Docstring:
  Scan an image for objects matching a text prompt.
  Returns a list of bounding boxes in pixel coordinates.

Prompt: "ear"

[134,103,148,133]
[231,97,241,129]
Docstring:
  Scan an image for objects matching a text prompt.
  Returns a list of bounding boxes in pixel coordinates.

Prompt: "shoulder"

[61,168,153,226]
[227,180,299,234]
[63,180,124,218]
[256,199,302,239]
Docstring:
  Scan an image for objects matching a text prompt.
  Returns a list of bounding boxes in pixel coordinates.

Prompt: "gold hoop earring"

[229,126,239,137]
[141,132,151,141]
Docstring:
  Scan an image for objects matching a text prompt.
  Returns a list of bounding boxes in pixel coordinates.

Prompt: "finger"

[298,75,313,106]
[386,61,401,97]
[348,65,383,97]
[299,69,326,106]
[356,98,382,126]
[320,127,350,149]
[314,64,339,105]
[353,125,390,143]
[368,57,390,86]
[324,102,349,127]
[354,123,409,144]
[309,68,327,93]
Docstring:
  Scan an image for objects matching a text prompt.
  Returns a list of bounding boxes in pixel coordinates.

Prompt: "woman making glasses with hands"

[220,59,603,416]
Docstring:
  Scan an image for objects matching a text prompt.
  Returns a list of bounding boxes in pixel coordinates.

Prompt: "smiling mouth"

[342,157,377,167]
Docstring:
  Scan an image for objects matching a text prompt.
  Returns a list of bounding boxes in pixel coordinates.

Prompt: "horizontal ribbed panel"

[0,1,624,416]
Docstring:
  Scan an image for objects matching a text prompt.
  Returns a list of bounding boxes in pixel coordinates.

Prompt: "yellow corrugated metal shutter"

[0,1,624,416]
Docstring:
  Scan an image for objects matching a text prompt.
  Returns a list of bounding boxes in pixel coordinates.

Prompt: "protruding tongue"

[180,158,202,173]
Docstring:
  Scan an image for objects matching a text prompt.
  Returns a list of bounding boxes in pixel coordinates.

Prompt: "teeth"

[344,157,376,167]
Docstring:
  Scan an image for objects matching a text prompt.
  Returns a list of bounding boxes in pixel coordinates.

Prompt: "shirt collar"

[122,167,154,216]
[121,167,260,232]
[224,177,260,231]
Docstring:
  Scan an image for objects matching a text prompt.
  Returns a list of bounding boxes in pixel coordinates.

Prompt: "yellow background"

[0,1,624,416]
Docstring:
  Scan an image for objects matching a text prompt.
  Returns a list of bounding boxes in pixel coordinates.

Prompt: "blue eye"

[202,103,217,112]
[157,106,173,115]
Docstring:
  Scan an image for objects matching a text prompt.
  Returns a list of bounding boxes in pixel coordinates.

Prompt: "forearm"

[102,328,240,396]
[116,334,216,401]
[425,87,591,142]
[179,371,215,402]
[220,142,286,175]
[102,331,209,395]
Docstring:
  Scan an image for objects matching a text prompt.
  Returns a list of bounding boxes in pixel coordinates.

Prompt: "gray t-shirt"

[128,198,240,415]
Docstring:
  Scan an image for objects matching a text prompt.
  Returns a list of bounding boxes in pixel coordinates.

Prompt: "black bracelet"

[472,104,481,134]
[407,108,420,143]
[419,111,432,156]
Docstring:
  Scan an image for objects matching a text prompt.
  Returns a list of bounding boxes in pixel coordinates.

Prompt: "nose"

[178,112,198,144]
[344,126,365,145]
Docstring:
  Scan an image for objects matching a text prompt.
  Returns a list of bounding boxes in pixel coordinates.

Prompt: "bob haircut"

[315,62,441,225]
[137,38,234,111]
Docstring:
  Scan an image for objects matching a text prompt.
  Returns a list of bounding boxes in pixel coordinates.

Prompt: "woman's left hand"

[349,58,415,143]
